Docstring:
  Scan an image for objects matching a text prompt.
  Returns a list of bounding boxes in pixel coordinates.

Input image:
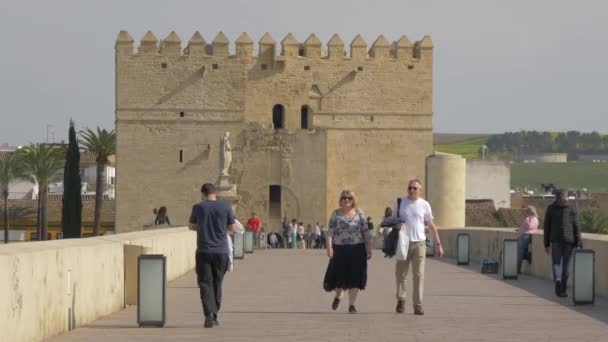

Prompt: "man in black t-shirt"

[189,183,236,328]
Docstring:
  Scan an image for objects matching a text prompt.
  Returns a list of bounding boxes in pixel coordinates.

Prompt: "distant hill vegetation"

[434,131,608,160]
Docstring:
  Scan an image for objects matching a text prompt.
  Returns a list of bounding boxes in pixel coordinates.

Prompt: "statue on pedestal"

[219,132,232,177]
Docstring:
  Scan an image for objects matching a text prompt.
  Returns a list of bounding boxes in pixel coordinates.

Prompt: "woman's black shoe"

[349,305,357,314]
[331,297,341,311]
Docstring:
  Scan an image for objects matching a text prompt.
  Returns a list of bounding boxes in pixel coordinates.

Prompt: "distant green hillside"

[433,135,490,159]
[511,162,608,192]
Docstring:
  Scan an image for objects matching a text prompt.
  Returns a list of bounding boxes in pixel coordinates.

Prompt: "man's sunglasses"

[408,186,419,191]
[340,196,353,201]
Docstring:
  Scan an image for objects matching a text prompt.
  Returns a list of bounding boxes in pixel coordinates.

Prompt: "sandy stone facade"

[115,31,433,232]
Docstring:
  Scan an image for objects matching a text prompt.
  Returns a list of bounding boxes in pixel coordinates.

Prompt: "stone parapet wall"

[0,227,195,342]
[439,227,608,297]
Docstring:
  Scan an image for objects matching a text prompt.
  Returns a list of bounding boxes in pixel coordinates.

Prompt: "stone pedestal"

[216,175,239,213]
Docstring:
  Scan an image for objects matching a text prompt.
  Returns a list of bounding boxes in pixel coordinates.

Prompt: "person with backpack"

[544,189,582,298]
[393,179,444,315]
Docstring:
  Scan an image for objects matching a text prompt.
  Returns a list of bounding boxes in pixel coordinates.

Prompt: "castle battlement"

[115,31,433,63]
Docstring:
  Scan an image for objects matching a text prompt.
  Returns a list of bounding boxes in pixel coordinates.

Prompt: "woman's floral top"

[328,209,368,245]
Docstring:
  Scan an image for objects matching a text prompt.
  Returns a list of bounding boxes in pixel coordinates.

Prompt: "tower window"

[301,105,310,129]
[161,63,167,69]
[272,104,285,129]
[261,64,268,70]
[304,65,310,71]
[179,112,185,118]
[212,64,219,70]
[179,149,183,163]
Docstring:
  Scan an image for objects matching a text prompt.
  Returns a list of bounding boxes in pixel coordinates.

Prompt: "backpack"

[382,198,402,257]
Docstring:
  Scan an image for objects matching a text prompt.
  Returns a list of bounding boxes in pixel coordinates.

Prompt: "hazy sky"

[1,0,606,145]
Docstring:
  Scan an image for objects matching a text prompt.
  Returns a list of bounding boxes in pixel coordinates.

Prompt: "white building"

[0,151,115,199]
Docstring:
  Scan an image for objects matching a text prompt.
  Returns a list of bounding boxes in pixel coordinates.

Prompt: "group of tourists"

[280,218,328,249]
[187,179,582,329]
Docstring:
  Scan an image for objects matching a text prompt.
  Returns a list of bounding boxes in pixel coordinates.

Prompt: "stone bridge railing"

[0,227,196,342]
[439,228,608,296]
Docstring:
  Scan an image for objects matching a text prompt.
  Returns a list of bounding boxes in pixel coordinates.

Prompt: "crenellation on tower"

[369,35,390,60]
[350,34,368,60]
[281,33,300,58]
[327,34,345,60]
[303,34,322,59]
[185,31,206,55]
[258,32,276,65]
[160,31,182,55]
[117,30,431,63]
[414,35,433,61]
[212,32,230,57]
[395,35,413,62]
[139,31,158,54]
[235,32,254,63]
[115,31,134,55]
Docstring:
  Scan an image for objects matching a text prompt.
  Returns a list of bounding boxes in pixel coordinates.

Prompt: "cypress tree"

[61,120,82,238]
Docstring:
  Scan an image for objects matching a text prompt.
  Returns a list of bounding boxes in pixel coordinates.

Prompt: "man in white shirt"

[393,179,444,315]
[314,223,321,248]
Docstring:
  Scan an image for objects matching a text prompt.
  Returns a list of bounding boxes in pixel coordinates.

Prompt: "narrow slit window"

[179,149,183,163]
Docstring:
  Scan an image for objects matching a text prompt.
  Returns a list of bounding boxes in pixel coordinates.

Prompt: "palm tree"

[80,128,116,236]
[16,144,65,241]
[0,152,26,243]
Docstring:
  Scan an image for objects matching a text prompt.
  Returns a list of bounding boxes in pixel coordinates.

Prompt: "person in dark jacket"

[543,189,582,298]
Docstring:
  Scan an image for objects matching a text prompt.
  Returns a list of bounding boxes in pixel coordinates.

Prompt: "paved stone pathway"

[48,249,608,342]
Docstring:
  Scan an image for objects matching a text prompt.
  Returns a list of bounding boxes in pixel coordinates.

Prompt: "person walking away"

[305,224,313,249]
[282,217,290,248]
[544,189,582,298]
[516,206,539,274]
[297,222,305,249]
[314,223,322,248]
[394,179,444,315]
[367,217,374,238]
[323,190,372,313]
[290,219,298,249]
[189,183,236,328]
[155,206,171,225]
[320,225,327,249]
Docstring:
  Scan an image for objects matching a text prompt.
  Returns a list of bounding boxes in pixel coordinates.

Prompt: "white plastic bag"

[395,223,410,261]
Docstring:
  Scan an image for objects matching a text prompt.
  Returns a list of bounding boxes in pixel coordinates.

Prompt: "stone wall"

[115,31,433,232]
[466,160,511,208]
[0,227,196,342]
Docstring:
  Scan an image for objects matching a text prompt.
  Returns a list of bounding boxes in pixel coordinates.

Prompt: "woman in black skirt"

[323,190,372,313]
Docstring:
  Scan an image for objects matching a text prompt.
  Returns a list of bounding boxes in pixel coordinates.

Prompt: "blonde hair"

[526,206,538,217]
[339,190,358,208]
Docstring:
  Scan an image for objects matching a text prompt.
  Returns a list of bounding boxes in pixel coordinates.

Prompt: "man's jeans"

[395,241,426,309]
[551,242,574,285]
[517,234,532,274]
[196,252,229,318]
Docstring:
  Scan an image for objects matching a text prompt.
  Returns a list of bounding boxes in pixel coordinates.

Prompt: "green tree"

[16,144,65,240]
[79,127,115,236]
[0,153,26,243]
[62,121,82,238]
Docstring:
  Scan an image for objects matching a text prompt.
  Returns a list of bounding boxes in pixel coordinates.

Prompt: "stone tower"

[115,31,434,232]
